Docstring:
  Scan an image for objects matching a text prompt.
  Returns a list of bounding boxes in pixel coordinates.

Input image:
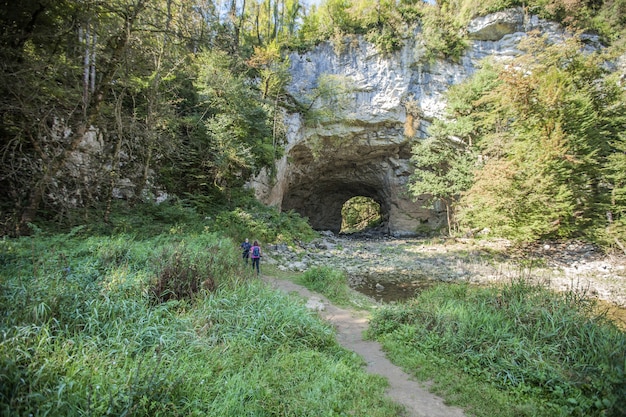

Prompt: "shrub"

[214,206,317,246]
[151,245,216,303]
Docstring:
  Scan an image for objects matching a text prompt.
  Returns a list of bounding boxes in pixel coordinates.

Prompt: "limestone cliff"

[251,7,589,236]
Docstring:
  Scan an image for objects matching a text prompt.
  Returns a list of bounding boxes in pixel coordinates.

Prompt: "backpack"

[252,246,260,257]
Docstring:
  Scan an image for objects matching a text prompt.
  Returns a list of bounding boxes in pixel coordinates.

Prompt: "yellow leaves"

[247,42,282,69]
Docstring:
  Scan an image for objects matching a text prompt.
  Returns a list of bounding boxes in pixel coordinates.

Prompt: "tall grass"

[0,227,401,416]
[214,206,318,247]
[298,267,350,302]
[297,266,368,309]
[367,278,626,417]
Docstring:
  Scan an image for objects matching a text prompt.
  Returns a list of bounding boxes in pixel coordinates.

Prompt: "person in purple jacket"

[250,240,262,276]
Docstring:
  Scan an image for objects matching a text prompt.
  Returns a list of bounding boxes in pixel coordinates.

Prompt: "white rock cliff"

[251,8,580,236]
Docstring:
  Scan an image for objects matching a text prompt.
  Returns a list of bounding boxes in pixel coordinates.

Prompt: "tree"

[456,35,626,241]
[0,0,208,234]
[171,49,274,191]
[0,0,155,234]
[409,136,476,235]
[408,60,500,235]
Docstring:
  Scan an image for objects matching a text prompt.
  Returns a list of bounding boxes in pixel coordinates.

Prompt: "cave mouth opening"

[340,196,382,234]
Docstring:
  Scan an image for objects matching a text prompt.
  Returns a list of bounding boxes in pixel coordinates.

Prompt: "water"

[351,272,437,303]
[353,273,626,330]
[596,300,626,330]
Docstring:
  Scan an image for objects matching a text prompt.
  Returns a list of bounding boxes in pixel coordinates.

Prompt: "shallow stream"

[351,272,438,303]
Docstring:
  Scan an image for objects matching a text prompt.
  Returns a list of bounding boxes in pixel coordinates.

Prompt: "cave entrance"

[340,196,382,234]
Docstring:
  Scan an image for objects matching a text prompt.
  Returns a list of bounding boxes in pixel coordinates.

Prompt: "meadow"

[0,220,400,416]
[2,201,625,416]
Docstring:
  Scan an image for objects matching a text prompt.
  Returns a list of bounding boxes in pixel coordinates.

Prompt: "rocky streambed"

[263,232,626,313]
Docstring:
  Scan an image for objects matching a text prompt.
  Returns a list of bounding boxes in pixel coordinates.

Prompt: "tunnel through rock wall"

[259,131,444,236]
[248,8,575,237]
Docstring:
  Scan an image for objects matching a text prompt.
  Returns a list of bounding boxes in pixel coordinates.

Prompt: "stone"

[306,296,326,311]
[466,8,524,41]
[250,9,580,236]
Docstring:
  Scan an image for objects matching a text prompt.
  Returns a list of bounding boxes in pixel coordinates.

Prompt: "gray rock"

[251,9,570,237]
[467,8,524,41]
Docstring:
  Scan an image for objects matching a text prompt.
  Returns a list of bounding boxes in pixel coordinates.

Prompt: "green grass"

[297,266,378,310]
[0,228,401,417]
[367,279,626,417]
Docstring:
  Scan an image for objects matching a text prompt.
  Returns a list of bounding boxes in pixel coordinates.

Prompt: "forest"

[1,0,626,245]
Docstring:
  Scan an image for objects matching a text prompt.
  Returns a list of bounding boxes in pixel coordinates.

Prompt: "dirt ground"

[261,275,467,417]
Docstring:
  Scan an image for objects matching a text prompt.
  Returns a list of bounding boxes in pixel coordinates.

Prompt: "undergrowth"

[0,227,401,416]
[367,278,626,417]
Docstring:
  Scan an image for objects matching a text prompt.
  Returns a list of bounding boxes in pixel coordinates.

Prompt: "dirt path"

[262,274,466,417]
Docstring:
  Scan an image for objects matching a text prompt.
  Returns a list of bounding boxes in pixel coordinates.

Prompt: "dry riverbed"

[264,234,626,325]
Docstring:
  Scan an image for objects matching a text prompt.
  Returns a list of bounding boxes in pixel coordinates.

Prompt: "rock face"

[466,8,525,41]
[251,8,567,236]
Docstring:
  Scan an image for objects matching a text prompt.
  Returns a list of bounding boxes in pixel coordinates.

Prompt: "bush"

[151,245,216,303]
[214,205,317,246]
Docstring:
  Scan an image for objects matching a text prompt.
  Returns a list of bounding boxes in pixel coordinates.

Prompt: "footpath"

[261,274,467,417]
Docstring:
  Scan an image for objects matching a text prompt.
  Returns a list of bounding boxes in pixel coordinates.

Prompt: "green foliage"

[592,0,626,42]
[368,280,626,416]
[407,61,499,233]
[420,5,468,62]
[302,73,357,126]
[191,50,275,187]
[341,196,382,232]
[299,266,353,305]
[600,131,626,250]
[298,0,411,54]
[214,203,318,246]
[0,229,401,416]
[409,136,476,232]
[440,0,521,25]
[414,34,626,243]
[3,0,626,240]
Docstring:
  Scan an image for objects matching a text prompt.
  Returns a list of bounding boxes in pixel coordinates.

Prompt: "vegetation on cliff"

[409,33,626,247]
[2,0,625,243]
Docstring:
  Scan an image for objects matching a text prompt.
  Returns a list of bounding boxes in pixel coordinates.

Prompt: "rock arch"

[251,8,563,236]
[253,130,444,236]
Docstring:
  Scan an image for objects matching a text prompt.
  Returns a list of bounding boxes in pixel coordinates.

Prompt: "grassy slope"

[0,229,402,416]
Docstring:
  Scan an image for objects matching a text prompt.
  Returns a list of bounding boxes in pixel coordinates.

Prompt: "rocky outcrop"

[251,9,578,236]
[466,8,525,41]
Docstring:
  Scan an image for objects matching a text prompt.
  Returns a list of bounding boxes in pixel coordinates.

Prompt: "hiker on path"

[250,240,262,276]
[240,238,251,264]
